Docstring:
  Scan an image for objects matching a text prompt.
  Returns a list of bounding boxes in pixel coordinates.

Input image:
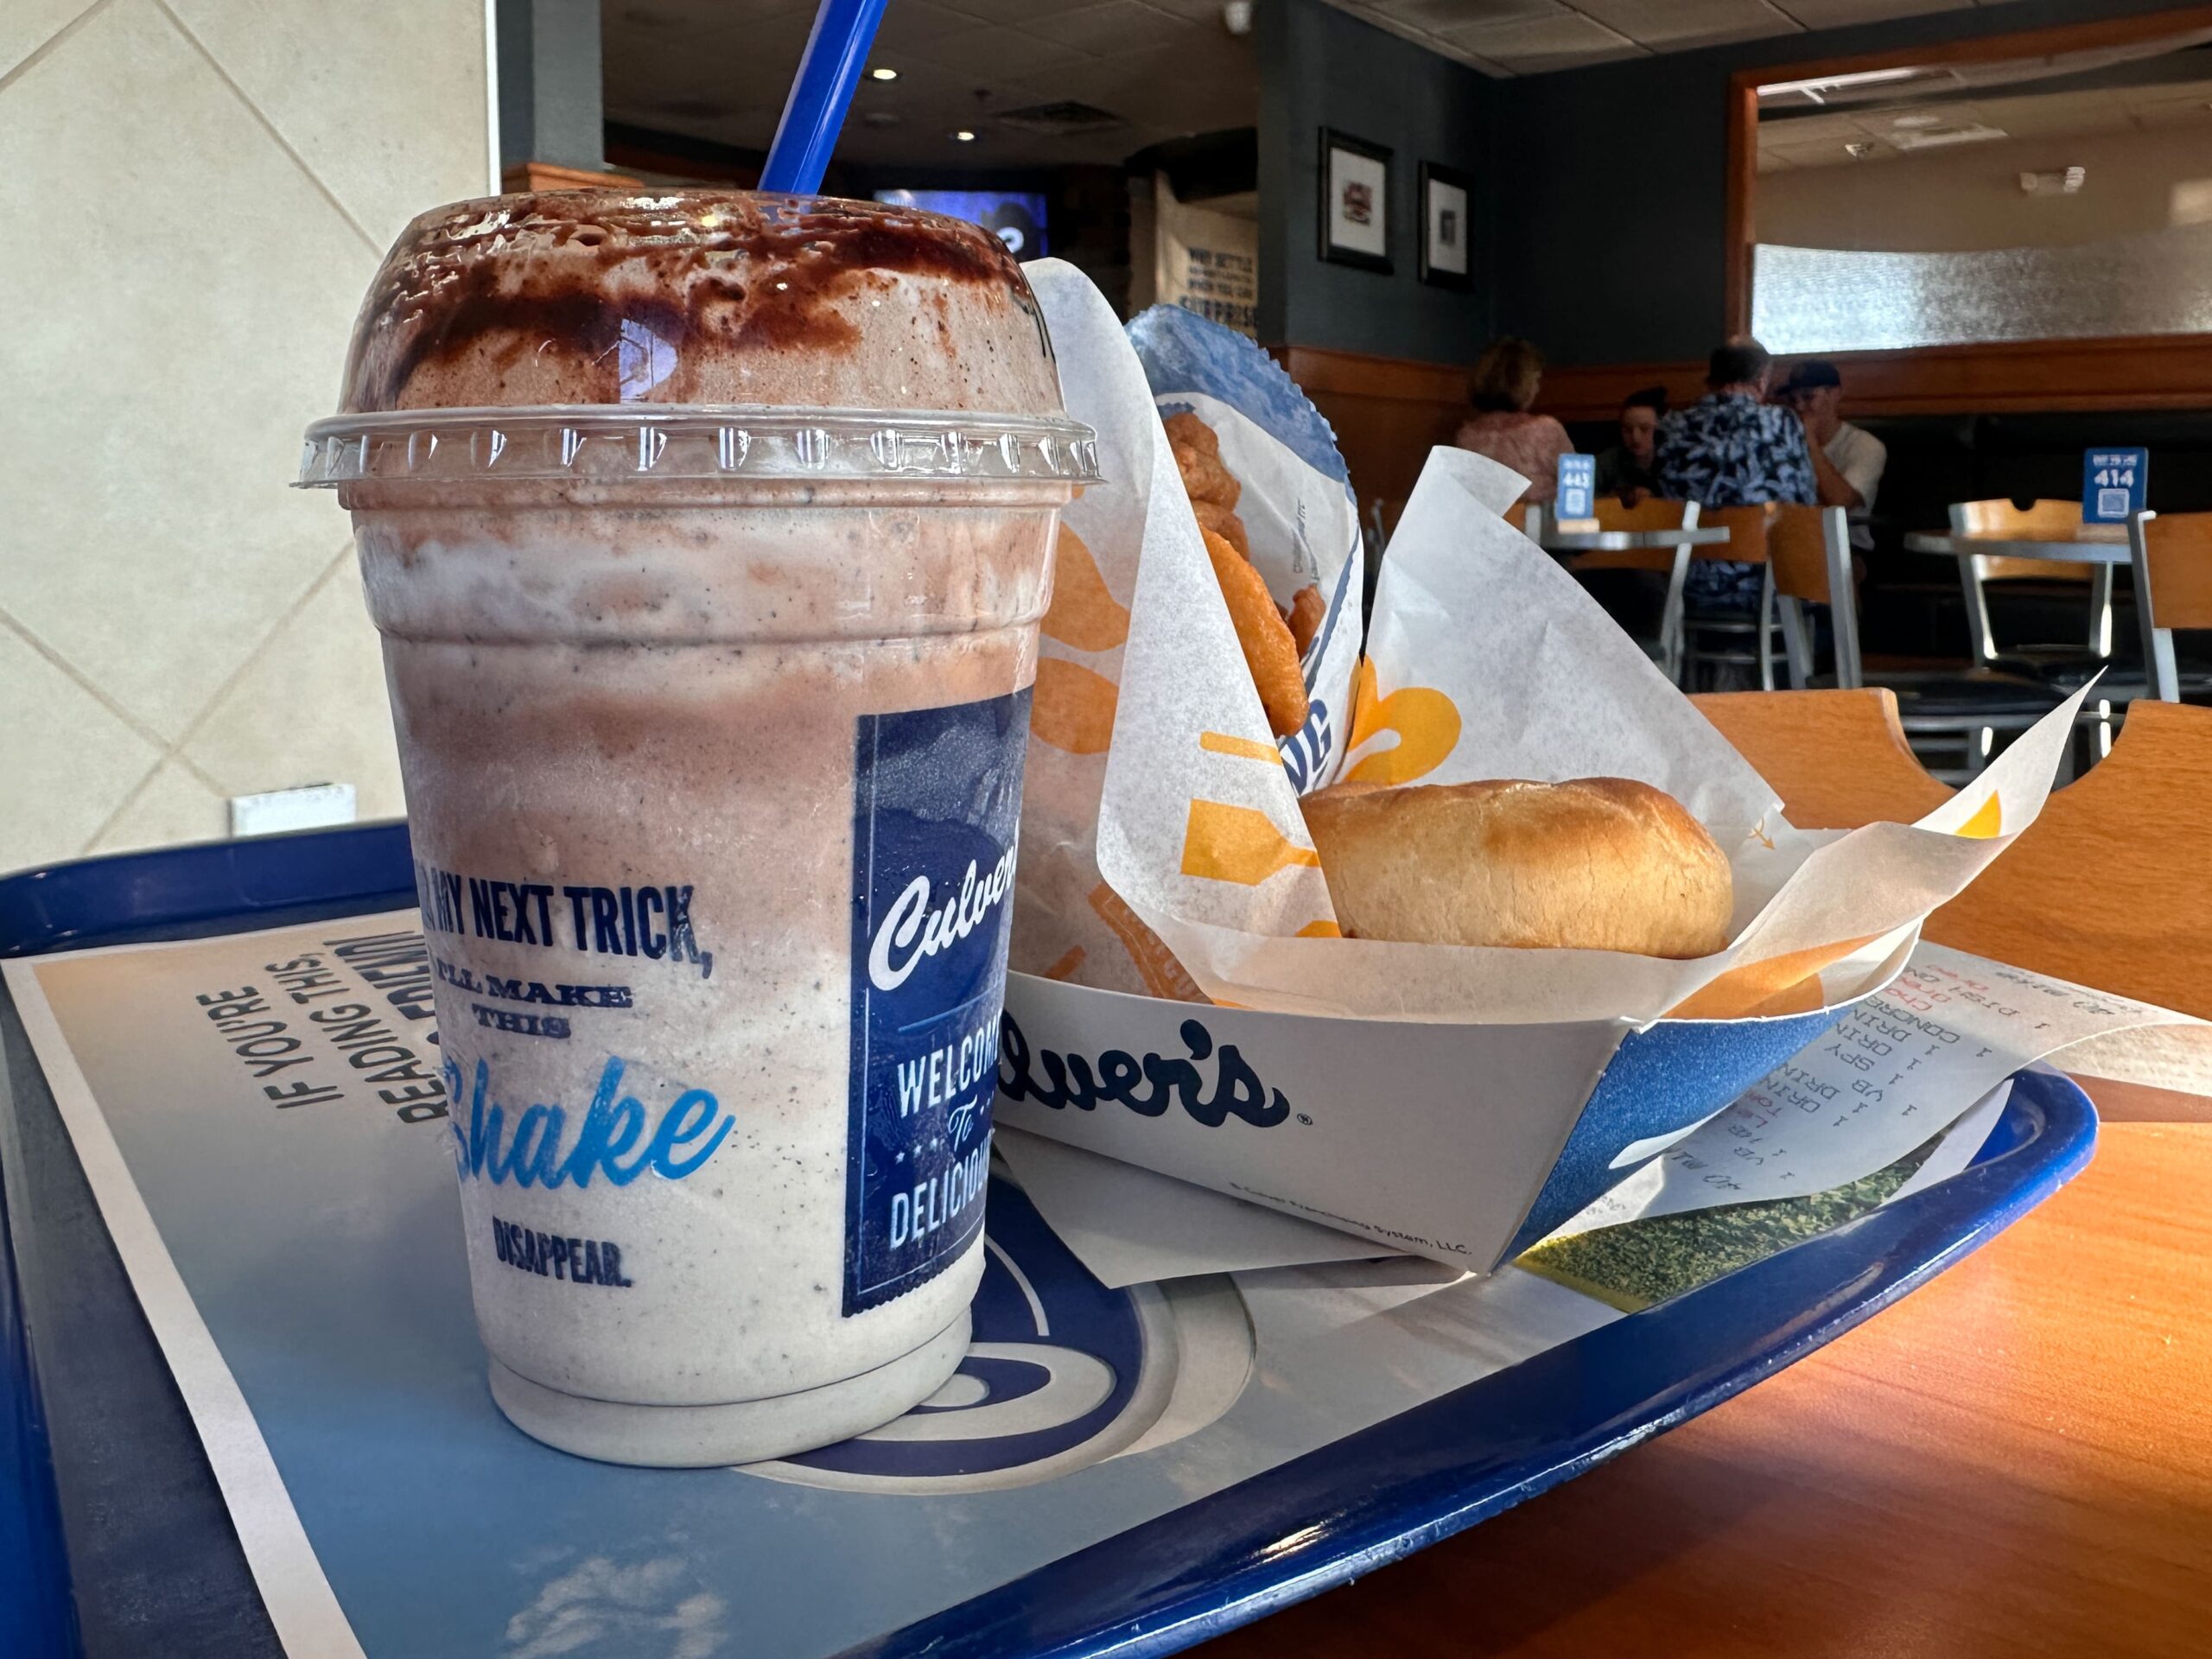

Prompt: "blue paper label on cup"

[843,687,1029,1316]
[2082,447,2147,524]
[1556,453,1596,520]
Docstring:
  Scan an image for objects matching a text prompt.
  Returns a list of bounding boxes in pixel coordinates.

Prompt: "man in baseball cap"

[1775,359,1886,549]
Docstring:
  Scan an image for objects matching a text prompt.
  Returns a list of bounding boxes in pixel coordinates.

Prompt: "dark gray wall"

[1258,0,1495,364]
[1493,0,2205,365]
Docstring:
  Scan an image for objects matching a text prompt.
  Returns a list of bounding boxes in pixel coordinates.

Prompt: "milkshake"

[299,193,1096,1465]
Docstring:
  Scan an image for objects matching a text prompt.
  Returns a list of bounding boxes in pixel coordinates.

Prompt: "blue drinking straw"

[760,0,893,195]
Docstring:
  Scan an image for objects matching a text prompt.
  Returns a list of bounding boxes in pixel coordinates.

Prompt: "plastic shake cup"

[298,193,1097,1465]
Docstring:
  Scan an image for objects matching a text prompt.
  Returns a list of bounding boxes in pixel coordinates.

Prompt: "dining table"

[1214,1073,2211,1659]
[1523,518,1735,556]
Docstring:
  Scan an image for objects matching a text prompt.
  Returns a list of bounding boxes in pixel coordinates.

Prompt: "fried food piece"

[1173,442,1241,511]
[1192,497,1249,557]
[1288,583,1325,658]
[1201,529,1309,738]
[1162,410,1219,458]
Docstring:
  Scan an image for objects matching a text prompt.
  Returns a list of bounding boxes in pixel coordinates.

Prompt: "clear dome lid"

[299,190,1098,491]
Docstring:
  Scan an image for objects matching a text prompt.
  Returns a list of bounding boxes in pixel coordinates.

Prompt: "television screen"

[874,189,1049,259]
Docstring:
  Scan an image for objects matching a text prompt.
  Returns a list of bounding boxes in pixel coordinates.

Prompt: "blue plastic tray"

[0,826,2096,1659]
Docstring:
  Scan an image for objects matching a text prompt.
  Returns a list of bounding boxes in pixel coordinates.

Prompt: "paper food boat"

[1000,265,2083,1272]
[999,941,1921,1270]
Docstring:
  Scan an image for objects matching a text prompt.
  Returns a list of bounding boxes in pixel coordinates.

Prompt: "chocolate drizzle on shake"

[341,192,1058,416]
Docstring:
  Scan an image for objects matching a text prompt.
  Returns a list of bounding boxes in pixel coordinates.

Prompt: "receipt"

[1553,944,2190,1235]
[1519,1081,2013,1310]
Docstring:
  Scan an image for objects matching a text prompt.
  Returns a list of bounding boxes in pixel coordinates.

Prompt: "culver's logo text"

[868,846,1016,993]
[999,1012,1290,1128]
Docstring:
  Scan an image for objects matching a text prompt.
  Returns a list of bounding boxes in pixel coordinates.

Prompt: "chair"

[1558,496,1700,683]
[1692,687,1951,830]
[1767,503,1859,688]
[1930,697,2212,1038]
[1765,503,2062,780]
[1951,498,2118,677]
[1681,503,1787,691]
[2128,510,2212,702]
[1695,688,2212,1072]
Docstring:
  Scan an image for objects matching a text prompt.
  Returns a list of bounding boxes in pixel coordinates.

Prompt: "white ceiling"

[1333,0,2000,77]
[601,0,1257,171]
[599,0,2096,172]
[1759,74,2212,169]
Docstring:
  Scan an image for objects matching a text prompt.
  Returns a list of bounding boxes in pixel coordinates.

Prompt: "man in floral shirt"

[1655,340,1815,609]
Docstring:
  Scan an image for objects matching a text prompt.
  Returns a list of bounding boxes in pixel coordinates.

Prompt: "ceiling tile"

[1031,34,1255,118]
[1570,0,1799,47]
[1021,2,1204,54]
[1972,88,2133,140]
[2131,91,2212,129]
[1759,110,1869,144]
[2116,75,2212,111]
[1763,134,1900,166]
[1376,0,1564,25]
[896,23,1092,79]
[1330,5,1508,71]
[602,7,813,134]
[1442,13,1637,70]
[1846,101,1981,137]
[0,0,381,742]
[1137,0,1255,22]
[947,0,1108,22]
[872,0,1011,56]
[1770,0,1970,27]
[166,0,492,246]
[0,618,163,871]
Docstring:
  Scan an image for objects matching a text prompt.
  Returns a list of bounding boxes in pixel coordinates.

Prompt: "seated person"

[1454,337,1573,505]
[1654,339,1815,613]
[1595,385,1666,501]
[1773,359,1886,551]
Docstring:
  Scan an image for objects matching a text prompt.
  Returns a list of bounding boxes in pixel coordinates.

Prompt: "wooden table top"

[1207,1083,2210,1659]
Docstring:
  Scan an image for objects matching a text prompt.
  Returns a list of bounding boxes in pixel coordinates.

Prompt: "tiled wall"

[0,0,493,874]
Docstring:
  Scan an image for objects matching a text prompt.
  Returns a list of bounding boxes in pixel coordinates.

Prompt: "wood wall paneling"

[1536,335,2212,423]
[1271,331,2212,518]
[1274,345,1469,523]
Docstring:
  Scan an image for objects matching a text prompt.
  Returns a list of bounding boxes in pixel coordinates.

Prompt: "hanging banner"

[1154,174,1258,339]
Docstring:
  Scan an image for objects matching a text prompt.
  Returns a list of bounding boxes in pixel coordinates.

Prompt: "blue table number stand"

[1556,453,1597,524]
[2082,448,2148,524]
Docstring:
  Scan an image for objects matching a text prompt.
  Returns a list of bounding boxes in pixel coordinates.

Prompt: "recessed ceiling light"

[869,66,897,81]
[952,129,976,142]
[1891,111,1942,129]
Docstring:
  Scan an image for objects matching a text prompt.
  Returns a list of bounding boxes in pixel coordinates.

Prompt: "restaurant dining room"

[3,2,2210,1656]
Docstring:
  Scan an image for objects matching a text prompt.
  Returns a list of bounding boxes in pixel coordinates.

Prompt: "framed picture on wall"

[1419,162,1472,289]
[1319,129,1392,273]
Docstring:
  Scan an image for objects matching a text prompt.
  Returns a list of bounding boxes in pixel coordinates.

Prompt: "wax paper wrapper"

[996,264,2078,1274]
[1011,262,1362,998]
[1092,438,2087,1025]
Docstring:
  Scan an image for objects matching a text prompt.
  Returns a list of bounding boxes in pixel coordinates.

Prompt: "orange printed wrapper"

[1013,263,1362,997]
[1090,439,2085,1026]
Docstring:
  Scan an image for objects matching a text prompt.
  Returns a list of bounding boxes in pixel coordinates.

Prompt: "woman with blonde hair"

[1453,337,1573,505]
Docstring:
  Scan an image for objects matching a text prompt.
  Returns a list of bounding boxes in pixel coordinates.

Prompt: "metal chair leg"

[1758,572,1777,692]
